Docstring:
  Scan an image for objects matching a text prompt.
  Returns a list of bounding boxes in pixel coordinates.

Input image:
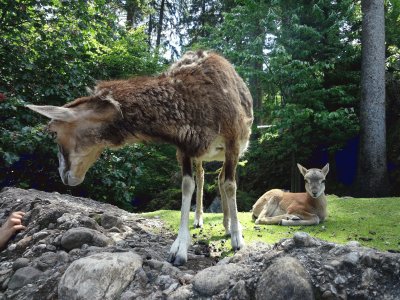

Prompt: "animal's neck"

[106,78,206,156]
[306,192,326,204]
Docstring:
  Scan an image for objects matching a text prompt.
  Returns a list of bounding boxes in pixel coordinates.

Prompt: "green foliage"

[98,27,163,79]
[201,0,362,195]
[0,0,173,210]
[144,196,400,255]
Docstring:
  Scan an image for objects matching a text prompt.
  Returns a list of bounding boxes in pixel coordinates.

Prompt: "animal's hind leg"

[194,160,204,228]
[256,214,294,225]
[218,165,230,235]
[168,152,195,266]
[263,196,281,217]
[222,139,244,251]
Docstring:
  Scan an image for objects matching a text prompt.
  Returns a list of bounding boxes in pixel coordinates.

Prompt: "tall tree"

[155,0,166,47]
[356,0,390,196]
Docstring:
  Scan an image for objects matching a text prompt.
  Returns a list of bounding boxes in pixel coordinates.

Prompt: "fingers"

[8,212,25,225]
[12,224,26,231]
[9,218,23,226]
[10,211,25,219]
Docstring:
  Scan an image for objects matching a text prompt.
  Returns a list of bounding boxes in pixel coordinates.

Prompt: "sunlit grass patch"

[142,196,400,255]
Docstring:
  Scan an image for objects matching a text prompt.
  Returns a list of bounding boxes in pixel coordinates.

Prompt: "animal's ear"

[297,163,308,177]
[321,163,329,176]
[26,105,78,122]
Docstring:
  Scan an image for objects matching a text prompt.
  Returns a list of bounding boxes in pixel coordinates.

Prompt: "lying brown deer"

[252,163,329,226]
[27,50,253,265]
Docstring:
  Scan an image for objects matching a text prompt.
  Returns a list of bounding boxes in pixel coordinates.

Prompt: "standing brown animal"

[27,51,253,265]
[252,164,329,226]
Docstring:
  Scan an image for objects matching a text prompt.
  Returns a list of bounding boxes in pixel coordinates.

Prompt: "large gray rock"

[61,227,111,250]
[192,263,248,296]
[255,257,314,300]
[58,251,142,300]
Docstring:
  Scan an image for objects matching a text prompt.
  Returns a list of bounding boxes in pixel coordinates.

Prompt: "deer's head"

[297,163,329,198]
[27,93,122,186]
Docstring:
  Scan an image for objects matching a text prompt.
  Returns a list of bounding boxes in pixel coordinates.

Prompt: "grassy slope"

[142,196,400,254]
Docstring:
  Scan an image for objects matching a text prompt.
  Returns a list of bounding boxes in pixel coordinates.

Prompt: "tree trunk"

[156,0,166,48]
[356,0,390,196]
[126,0,135,29]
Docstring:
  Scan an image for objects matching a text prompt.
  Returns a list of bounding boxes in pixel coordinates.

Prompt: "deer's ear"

[322,163,330,176]
[27,105,78,122]
[297,163,308,177]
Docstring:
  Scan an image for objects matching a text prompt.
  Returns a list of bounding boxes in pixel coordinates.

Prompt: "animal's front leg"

[281,212,319,226]
[168,173,195,266]
[223,143,244,250]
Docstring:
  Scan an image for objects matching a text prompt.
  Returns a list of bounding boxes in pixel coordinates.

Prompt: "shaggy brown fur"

[28,50,254,266]
[85,51,253,163]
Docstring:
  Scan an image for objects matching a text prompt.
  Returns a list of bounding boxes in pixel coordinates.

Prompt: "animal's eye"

[322,180,326,184]
[48,131,56,139]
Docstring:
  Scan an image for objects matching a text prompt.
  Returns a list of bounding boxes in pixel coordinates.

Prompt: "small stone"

[107,227,122,233]
[347,241,361,247]
[280,239,295,251]
[322,290,333,299]
[8,267,43,290]
[163,282,179,295]
[16,236,32,250]
[12,258,30,271]
[193,264,248,297]
[344,252,360,266]
[330,260,342,268]
[61,227,111,251]
[255,257,314,300]
[46,244,57,251]
[293,232,316,247]
[32,231,49,242]
[34,252,68,271]
[334,275,346,285]
[101,214,122,229]
[167,285,193,300]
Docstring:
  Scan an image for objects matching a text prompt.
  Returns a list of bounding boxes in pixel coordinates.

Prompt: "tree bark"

[156,0,166,48]
[356,0,390,196]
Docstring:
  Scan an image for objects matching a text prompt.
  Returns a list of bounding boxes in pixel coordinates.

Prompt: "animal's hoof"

[168,235,190,266]
[231,231,245,251]
[193,222,203,229]
[168,253,187,266]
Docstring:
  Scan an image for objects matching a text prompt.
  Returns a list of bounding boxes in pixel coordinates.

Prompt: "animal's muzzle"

[57,147,83,186]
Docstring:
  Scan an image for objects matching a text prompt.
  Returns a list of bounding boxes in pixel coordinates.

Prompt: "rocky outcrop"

[0,187,398,299]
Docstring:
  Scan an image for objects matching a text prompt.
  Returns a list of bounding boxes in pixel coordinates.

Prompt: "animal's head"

[27,92,123,186]
[297,163,329,198]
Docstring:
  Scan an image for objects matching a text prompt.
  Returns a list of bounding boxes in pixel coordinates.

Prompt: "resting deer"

[252,163,329,226]
[27,50,253,265]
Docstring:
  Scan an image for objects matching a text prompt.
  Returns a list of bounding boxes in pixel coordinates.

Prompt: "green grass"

[141,196,400,255]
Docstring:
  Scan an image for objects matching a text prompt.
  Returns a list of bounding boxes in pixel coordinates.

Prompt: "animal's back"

[167,51,254,134]
[93,51,253,158]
